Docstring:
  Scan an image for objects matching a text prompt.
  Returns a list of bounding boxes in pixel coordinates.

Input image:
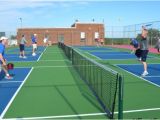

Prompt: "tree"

[10,35,16,40]
[148,29,160,46]
[136,28,160,47]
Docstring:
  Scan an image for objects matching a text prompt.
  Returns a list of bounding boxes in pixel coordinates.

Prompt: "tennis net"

[58,42,72,60]
[58,43,123,119]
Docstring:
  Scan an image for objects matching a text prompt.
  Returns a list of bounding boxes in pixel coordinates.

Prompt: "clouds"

[0,1,54,12]
[0,1,89,31]
[0,0,89,12]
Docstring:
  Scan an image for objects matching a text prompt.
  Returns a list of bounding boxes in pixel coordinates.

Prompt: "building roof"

[71,22,104,27]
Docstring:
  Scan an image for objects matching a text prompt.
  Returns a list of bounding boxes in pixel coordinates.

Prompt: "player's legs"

[141,50,149,77]
[32,44,35,53]
[19,44,23,58]
[32,44,36,56]
[32,44,37,56]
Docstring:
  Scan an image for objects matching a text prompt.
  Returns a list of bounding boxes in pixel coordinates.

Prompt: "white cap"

[34,34,37,36]
[0,36,8,41]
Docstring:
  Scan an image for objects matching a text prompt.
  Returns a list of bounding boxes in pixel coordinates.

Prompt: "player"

[43,35,48,46]
[100,38,104,46]
[19,35,27,58]
[139,26,149,77]
[130,38,138,53]
[0,37,13,79]
[31,34,37,56]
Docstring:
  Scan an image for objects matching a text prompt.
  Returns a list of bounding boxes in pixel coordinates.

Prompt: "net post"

[118,74,124,119]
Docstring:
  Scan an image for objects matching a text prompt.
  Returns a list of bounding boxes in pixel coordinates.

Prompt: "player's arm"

[24,39,27,43]
[141,26,148,39]
[0,53,6,65]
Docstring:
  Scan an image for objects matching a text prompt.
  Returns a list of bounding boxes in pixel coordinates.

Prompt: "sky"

[1,0,160,34]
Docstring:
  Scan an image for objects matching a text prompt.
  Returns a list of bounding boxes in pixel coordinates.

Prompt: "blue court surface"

[90,51,138,60]
[4,46,46,62]
[4,53,42,62]
[6,46,45,53]
[117,64,160,87]
[77,46,112,51]
[0,68,31,116]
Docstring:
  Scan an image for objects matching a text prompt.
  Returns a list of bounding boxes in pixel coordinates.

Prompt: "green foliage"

[10,35,17,39]
[136,28,160,46]
[148,29,160,46]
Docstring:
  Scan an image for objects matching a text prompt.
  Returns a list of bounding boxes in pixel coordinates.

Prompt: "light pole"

[19,18,22,28]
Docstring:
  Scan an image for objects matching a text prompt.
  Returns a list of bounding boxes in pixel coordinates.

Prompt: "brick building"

[17,22,105,46]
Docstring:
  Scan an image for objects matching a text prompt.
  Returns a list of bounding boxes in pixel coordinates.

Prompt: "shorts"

[140,50,149,62]
[135,49,142,58]
[32,44,37,49]
[19,44,25,51]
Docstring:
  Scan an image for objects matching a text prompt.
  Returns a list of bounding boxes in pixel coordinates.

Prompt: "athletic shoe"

[138,57,142,61]
[141,71,149,77]
[5,75,13,80]
[32,53,36,56]
[19,56,23,58]
[23,56,27,59]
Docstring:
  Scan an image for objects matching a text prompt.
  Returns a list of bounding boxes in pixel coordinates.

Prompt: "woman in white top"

[43,36,48,46]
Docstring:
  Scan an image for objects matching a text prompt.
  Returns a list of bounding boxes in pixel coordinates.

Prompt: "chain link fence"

[105,21,160,47]
[0,31,17,46]
[124,21,160,47]
[105,26,130,45]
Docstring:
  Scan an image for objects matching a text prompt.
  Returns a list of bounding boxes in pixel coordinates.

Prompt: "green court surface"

[2,46,160,119]
[81,47,160,119]
[3,46,107,119]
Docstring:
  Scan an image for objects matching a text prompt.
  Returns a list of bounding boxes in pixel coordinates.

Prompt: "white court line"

[144,76,160,78]
[98,58,137,61]
[0,67,33,119]
[100,58,137,60]
[92,54,134,55]
[115,63,160,65]
[85,52,102,60]
[9,61,36,63]
[3,113,107,120]
[33,66,72,68]
[14,65,95,69]
[44,52,64,54]
[3,107,160,120]
[115,65,160,88]
[32,65,95,68]
[118,107,160,114]
[92,53,158,61]
[0,81,22,84]
[11,59,69,62]
[5,56,37,58]
[39,59,69,62]
[37,47,47,61]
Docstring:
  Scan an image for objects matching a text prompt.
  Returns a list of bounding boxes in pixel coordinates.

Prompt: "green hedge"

[105,38,130,45]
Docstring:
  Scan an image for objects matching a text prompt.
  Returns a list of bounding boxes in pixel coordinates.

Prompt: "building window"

[58,34,64,43]
[80,32,85,41]
[94,32,99,41]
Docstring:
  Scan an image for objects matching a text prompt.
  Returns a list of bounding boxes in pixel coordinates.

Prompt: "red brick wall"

[17,23,104,46]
